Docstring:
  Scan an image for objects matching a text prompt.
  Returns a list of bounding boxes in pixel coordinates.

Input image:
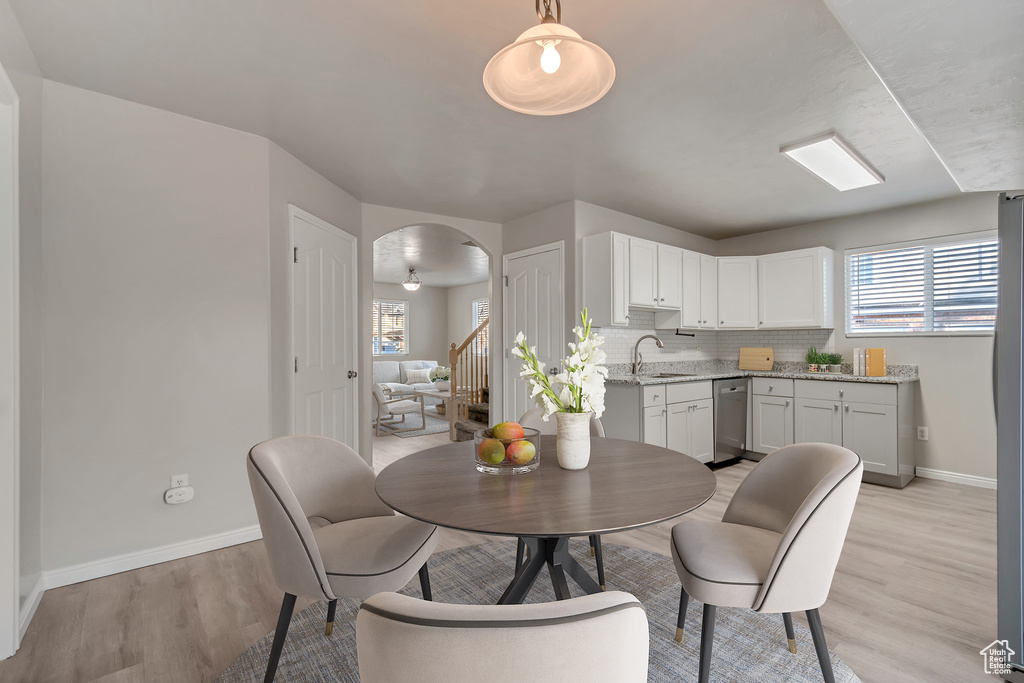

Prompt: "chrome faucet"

[632,334,664,375]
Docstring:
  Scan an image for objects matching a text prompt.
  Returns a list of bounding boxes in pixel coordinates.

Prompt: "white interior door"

[291,207,358,448]
[504,244,563,423]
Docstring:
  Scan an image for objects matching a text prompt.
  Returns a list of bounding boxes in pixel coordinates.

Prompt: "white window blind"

[846,234,998,335]
[372,299,407,354]
[472,299,489,354]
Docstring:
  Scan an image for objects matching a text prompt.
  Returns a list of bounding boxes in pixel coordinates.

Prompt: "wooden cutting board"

[739,347,774,371]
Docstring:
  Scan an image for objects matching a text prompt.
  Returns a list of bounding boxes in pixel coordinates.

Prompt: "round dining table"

[375,435,718,604]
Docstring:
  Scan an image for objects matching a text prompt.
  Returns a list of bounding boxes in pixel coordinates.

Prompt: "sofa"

[372,359,439,397]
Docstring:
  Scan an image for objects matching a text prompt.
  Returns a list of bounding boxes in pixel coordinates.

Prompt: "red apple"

[506,440,536,465]
[492,421,525,440]
[477,438,506,465]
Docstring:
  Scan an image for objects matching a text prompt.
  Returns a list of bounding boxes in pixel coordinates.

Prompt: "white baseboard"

[18,575,45,641]
[915,467,997,490]
[42,524,263,591]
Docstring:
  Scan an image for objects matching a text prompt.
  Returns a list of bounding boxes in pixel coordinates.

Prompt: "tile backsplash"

[596,307,836,366]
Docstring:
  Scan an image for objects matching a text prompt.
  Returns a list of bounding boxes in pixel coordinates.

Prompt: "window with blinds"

[472,299,489,354]
[372,299,407,354]
[846,233,998,335]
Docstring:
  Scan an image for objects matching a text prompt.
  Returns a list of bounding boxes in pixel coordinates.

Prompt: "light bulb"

[540,41,561,74]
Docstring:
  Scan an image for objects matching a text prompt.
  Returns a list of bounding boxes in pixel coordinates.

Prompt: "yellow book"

[865,348,886,377]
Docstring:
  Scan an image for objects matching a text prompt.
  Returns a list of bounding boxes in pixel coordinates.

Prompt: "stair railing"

[448,316,489,439]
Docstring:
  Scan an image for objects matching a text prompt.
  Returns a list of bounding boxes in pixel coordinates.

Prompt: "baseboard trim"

[915,467,997,490]
[18,575,45,641]
[42,524,263,591]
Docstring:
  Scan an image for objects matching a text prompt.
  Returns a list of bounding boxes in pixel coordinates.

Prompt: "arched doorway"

[370,224,493,466]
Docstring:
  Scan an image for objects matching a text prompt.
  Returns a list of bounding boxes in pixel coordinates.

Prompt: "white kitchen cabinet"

[758,247,834,329]
[675,251,717,330]
[793,379,915,488]
[658,245,682,309]
[629,238,658,307]
[717,256,758,328]
[752,394,794,454]
[642,404,667,448]
[629,238,681,310]
[582,232,630,327]
[666,397,714,463]
[700,254,718,329]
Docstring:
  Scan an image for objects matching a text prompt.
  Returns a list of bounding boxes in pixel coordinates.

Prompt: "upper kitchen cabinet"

[717,256,758,328]
[629,238,681,310]
[582,232,631,327]
[757,247,835,329]
[676,251,718,329]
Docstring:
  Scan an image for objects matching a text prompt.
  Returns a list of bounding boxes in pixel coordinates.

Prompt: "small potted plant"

[806,346,821,373]
[825,353,844,374]
[429,365,451,391]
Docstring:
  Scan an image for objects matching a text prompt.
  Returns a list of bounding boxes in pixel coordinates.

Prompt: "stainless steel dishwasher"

[714,378,748,463]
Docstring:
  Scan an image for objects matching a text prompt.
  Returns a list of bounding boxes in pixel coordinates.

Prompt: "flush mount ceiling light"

[483,0,615,116]
[402,268,421,291]
[780,133,884,191]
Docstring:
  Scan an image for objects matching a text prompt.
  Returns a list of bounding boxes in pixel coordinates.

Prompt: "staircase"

[449,317,490,441]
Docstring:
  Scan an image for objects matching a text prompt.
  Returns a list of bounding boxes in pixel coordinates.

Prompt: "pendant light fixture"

[402,268,421,291]
[483,0,615,116]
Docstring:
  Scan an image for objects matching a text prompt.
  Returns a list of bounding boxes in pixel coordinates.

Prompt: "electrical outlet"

[917,426,929,441]
[170,474,189,488]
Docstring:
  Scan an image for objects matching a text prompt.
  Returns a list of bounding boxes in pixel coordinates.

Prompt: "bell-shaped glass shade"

[483,23,615,116]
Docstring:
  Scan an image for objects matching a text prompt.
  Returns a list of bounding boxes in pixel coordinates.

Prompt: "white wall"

[372,282,449,364]
[40,81,272,571]
[0,0,44,627]
[361,204,502,452]
[267,142,361,439]
[716,192,1000,480]
[447,281,489,348]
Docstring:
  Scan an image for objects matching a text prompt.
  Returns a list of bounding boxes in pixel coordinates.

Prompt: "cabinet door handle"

[769,385,773,391]
[653,393,659,399]
[759,321,763,325]
[833,403,839,410]
[839,389,844,397]
[660,297,665,302]
[845,404,850,412]
[625,314,630,319]
[785,400,790,406]
[662,408,667,415]
[720,320,724,325]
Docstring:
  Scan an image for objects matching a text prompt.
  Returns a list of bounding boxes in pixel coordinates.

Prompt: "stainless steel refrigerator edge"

[997,192,1024,682]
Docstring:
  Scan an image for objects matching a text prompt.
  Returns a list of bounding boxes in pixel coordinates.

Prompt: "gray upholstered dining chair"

[356,590,649,683]
[247,435,438,683]
[518,407,608,587]
[670,442,862,683]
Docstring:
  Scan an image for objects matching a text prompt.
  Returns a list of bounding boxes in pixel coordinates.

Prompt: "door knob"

[548,367,558,376]
[347,370,358,379]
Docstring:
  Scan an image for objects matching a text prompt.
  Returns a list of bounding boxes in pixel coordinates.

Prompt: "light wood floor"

[0,430,997,682]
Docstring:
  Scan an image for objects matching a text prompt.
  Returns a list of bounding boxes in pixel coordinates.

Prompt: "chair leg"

[806,608,836,683]
[418,562,432,601]
[675,585,690,643]
[591,534,605,590]
[515,537,526,572]
[324,599,337,636]
[264,593,296,683]
[698,604,716,683]
[783,612,797,653]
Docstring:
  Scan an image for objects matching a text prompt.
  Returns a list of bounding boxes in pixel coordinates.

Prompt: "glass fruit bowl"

[473,426,541,475]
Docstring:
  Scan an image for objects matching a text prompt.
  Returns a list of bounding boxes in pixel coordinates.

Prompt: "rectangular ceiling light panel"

[780,133,884,191]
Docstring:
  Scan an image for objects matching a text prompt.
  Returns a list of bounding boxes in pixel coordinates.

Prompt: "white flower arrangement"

[429,366,451,382]
[511,307,608,420]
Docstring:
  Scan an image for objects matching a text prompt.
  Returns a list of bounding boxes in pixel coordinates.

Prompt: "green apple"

[477,438,506,465]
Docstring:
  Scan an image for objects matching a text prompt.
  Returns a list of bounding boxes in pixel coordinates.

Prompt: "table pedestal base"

[497,537,603,604]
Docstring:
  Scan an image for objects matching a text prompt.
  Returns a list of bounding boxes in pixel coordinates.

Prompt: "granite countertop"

[604,360,919,386]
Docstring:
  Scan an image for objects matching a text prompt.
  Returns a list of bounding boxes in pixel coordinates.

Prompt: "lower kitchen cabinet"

[642,404,667,448]
[752,394,794,453]
[793,380,915,488]
[667,398,714,463]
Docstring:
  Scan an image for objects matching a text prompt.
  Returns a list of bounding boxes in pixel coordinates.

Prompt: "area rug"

[218,540,860,682]
[375,411,449,438]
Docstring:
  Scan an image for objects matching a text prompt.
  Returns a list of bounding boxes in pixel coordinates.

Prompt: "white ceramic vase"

[434,380,451,391]
[555,411,592,470]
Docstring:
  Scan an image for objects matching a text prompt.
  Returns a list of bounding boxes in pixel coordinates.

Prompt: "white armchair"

[373,382,426,435]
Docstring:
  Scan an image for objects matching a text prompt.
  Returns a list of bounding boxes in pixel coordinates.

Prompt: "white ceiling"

[8,0,1022,238]
[373,224,489,288]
